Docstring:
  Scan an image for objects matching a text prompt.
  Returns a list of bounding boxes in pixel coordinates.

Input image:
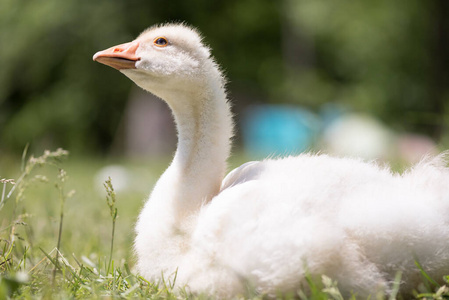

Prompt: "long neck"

[149,74,233,223]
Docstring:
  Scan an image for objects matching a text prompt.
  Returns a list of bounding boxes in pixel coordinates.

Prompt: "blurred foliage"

[0,0,448,154]
[282,0,449,140]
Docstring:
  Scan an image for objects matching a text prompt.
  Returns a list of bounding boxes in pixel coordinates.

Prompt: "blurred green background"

[1,0,449,157]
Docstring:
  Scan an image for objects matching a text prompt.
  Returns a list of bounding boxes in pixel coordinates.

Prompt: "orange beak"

[93,41,140,70]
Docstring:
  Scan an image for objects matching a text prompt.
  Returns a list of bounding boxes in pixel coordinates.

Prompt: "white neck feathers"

[145,63,233,223]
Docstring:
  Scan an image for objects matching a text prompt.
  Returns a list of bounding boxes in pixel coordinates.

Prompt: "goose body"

[93,23,449,298]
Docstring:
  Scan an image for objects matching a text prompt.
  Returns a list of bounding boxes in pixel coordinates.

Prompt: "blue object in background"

[241,105,319,158]
[319,103,348,130]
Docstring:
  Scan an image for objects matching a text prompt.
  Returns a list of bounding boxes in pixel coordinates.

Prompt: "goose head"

[93,24,213,99]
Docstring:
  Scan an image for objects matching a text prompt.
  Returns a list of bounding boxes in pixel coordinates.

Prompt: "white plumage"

[93,23,449,298]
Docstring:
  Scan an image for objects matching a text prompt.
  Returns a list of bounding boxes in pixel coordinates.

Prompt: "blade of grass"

[104,177,117,275]
[415,260,439,289]
[21,143,29,172]
[388,271,402,300]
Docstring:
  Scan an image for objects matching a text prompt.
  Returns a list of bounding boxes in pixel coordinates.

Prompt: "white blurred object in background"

[94,165,131,193]
[321,113,394,160]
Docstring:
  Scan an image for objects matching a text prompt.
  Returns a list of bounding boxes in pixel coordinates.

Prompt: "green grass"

[0,149,174,298]
[0,148,448,299]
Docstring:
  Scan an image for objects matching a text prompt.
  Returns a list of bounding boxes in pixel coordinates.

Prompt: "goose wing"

[220,161,264,191]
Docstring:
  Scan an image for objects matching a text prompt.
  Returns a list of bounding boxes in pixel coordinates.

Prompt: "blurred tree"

[0,0,135,153]
[283,0,449,140]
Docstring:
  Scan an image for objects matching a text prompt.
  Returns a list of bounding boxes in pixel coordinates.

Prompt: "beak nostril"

[113,48,123,53]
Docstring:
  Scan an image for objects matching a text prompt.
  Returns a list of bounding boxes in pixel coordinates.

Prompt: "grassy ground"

[0,148,448,299]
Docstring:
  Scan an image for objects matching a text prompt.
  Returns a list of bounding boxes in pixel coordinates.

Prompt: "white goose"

[93,23,449,298]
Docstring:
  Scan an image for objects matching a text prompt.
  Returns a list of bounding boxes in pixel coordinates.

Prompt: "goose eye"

[154,37,168,47]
